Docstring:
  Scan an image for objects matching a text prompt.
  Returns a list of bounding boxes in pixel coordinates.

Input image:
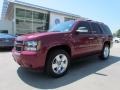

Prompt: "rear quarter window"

[100,24,112,35]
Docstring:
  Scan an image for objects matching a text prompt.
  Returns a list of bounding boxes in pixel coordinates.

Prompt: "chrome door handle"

[101,37,105,39]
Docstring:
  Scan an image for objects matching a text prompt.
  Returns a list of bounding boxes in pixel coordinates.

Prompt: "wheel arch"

[44,45,71,69]
[104,41,111,48]
[46,45,71,58]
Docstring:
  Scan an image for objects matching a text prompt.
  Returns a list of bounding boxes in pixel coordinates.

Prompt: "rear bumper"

[12,49,46,71]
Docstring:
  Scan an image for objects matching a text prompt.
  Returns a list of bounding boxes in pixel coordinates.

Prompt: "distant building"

[0,0,85,35]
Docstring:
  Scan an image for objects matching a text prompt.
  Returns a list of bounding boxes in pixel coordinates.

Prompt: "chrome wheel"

[52,54,68,74]
[103,46,109,58]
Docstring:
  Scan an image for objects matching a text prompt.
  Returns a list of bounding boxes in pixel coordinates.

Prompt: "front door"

[72,21,93,56]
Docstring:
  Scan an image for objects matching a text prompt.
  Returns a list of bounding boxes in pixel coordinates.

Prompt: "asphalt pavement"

[0,43,120,90]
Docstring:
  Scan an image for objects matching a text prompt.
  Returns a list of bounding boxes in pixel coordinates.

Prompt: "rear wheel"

[46,49,70,78]
[99,44,110,60]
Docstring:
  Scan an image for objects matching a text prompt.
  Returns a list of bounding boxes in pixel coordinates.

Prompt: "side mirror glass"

[76,27,88,33]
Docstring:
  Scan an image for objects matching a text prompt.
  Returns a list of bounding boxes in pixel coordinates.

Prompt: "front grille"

[15,41,24,51]
[16,41,24,45]
[15,46,22,51]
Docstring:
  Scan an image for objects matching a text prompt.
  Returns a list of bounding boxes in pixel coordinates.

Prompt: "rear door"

[90,22,104,52]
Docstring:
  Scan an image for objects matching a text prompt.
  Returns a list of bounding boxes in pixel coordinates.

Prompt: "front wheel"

[46,49,70,78]
[99,45,110,60]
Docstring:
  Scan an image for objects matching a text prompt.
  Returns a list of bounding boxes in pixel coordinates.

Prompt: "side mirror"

[76,27,88,33]
[76,29,88,33]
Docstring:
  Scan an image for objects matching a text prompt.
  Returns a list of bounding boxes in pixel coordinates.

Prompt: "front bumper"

[12,49,46,71]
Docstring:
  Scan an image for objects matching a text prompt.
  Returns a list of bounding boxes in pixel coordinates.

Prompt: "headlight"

[24,41,41,51]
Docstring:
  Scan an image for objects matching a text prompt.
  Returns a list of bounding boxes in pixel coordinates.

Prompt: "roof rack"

[86,20,93,21]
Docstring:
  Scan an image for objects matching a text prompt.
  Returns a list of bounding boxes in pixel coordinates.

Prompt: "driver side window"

[76,22,90,34]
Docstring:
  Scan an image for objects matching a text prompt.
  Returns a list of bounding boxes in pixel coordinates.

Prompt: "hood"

[16,32,61,41]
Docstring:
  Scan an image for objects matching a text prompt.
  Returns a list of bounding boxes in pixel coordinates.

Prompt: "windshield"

[48,21,75,32]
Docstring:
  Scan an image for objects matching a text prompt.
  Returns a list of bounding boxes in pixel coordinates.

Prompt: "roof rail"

[86,20,92,21]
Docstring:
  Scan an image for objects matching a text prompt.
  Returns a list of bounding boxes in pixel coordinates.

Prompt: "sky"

[0,0,120,33]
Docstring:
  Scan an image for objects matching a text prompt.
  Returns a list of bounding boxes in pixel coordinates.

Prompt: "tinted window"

[100,24,112,35]
[16,8,25,18]
[33,11,44,20]
[0,30,8,34]
[25,10,32,20]
[65,17,75,21]
[91,23,102,34]
[76,21,91,34]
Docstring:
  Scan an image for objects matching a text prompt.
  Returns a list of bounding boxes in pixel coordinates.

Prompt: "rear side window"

[76,21,91,34]
[91,23,102,34]
[100,24,112,35]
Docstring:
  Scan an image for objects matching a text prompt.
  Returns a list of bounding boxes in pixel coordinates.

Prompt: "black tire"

[99,44,110,60]
[45,49,70,78]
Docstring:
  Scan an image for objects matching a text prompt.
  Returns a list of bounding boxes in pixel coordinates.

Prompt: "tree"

[116,29,120,37]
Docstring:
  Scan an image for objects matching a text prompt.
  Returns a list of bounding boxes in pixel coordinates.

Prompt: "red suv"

[12,20,113,77]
